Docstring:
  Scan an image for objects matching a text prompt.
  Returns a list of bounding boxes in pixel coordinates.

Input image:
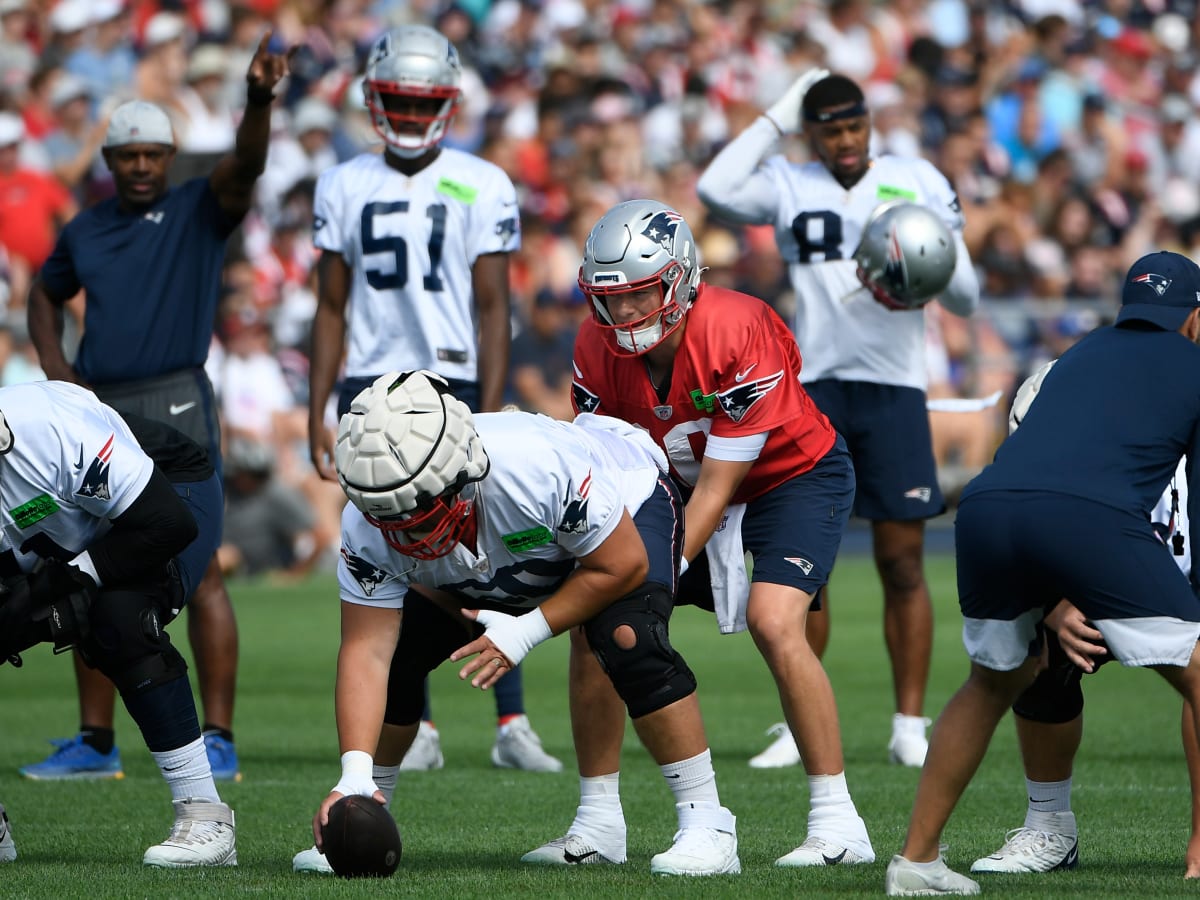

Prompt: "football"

[321,795,402,878]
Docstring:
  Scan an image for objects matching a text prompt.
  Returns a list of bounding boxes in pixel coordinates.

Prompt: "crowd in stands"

[0,0,1195,574]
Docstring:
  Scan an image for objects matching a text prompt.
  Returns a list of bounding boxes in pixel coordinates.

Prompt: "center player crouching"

[306,370,740,876]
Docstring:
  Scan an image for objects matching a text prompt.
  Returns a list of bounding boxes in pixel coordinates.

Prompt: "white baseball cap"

[143,11,185,49]
[50,74,90,109]
[90,0,124,24]
[291,98,338,136]
[49,0,89,34]
[104,100,175,148]
[0,112,24,147]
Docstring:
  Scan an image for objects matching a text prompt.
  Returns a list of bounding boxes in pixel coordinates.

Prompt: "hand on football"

[313,787,385,849]
[765,67,830,135]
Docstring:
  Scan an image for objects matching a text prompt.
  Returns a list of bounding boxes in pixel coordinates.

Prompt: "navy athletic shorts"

[804,379,944,521]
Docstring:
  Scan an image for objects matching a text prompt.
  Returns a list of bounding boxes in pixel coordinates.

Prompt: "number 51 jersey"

[313,148,521,383]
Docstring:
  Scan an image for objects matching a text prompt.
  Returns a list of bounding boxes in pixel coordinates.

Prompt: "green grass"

[0,552,1195,897]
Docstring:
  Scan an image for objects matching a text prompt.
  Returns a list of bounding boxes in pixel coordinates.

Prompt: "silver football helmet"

[335,370,488,559]
[363,26,463,158]
[578,199,702,355]
[853,201,956,310]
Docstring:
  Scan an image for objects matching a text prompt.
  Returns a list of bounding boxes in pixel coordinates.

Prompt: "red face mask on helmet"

[366,490,475,560]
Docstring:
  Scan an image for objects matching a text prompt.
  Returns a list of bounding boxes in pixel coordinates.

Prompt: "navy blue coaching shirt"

[38,177,236,385]
[964,251,1200,569]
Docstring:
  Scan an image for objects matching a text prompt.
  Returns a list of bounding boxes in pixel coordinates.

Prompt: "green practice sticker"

[10,493,60,529]
[502,526,554,553]
[436,177,478,204]
[877,184,917,202]
[690,388,717,413]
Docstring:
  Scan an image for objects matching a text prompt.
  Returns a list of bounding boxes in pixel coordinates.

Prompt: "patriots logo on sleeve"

[341,547,389,596]
[495,217,518,240]
[75,434,114,501]
[572,380,601,414]
[559,469,592,535]
[641,210,682,250]
[717,370,785,423]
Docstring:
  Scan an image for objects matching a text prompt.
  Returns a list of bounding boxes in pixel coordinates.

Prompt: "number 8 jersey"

[313,148,521,382]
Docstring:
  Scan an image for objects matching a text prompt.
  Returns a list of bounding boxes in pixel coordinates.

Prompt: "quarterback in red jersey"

[523,199,875,871]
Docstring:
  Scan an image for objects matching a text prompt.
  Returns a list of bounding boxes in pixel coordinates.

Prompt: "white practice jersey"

[763,154,964,388]
[336,412,668,611]
[313,148,521,382]
[0,381,153,573]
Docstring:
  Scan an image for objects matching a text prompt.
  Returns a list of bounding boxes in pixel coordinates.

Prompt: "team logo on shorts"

[76,434,114,501]
[904,486,933,502]
[342,548,388,596]
[784,557,814,575]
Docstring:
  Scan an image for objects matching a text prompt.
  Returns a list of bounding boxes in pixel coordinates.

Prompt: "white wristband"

[474,606,552,667]
[332,749,378,798]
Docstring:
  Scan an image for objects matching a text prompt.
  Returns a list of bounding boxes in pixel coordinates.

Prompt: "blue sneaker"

[19,735,124,780]
[203,732,242,782]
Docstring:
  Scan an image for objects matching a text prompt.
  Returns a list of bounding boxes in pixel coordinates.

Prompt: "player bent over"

[530,199,872,869]
[0,381,232,866]
[305,370,739,876]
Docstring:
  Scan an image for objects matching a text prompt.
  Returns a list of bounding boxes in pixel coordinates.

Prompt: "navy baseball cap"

[1117,251,1200,331]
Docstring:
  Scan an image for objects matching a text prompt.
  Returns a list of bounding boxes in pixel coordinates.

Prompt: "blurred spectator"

[0,112,75,305]
[256,96,337,225]
[508,288,582,419]
[218,436,326,580]
[63,0,136,106]
[0,0,35,90]
[42,74,109,204]
[177,43,237,156]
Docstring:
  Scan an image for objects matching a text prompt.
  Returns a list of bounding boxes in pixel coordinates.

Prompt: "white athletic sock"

[374,763,400,808]
[661,748,720,807]
[571,773,625,847]
[153,736,219,803]
[1024,777,1074,831]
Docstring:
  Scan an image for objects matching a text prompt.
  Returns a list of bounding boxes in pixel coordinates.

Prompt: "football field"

[0,551,1193,898]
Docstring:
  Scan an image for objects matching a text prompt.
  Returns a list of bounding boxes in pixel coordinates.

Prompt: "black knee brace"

[584,583,696,719]
[1012,632,1090,724]
[80,586,188,695]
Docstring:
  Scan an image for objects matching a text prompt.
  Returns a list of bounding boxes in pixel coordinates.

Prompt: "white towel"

[706,504,750,634]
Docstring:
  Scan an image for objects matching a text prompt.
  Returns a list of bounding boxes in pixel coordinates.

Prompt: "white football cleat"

[491,715,563,772]
[521,833,623,866]
[143,798,237,868]
[748,723,801,769]
[0,804,15,862]
[886,854,980,896]
[776,834,874,867]
[292,844,334,873]
[971,816,1079,873]
[650,803,740,876]
[889,714,932,767]
[399,721,444,771]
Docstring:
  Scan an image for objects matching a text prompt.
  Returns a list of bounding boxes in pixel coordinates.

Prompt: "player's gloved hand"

[765,67,830,135]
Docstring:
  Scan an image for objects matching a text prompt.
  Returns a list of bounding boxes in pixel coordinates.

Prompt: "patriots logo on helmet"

[572,380,601,414]
[641,211,682,251]
[882,224,908,294]
[716,370,785,423]
[341,548,389,596]
[75,435,114,501]
[559,470,592,535]
[1133,272,1172,296]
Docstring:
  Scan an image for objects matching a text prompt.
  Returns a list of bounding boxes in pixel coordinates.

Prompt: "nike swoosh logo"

[822,849,848,865]
[734,363,757,383]
[75,444,84,469]
[563,849,600,864]
[168,402,196,416]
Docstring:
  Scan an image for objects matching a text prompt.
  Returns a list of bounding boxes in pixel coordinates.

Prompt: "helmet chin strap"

[386,143,429,160]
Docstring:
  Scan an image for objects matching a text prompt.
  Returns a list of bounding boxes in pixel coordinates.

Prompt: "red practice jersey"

[572,284,836,504]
